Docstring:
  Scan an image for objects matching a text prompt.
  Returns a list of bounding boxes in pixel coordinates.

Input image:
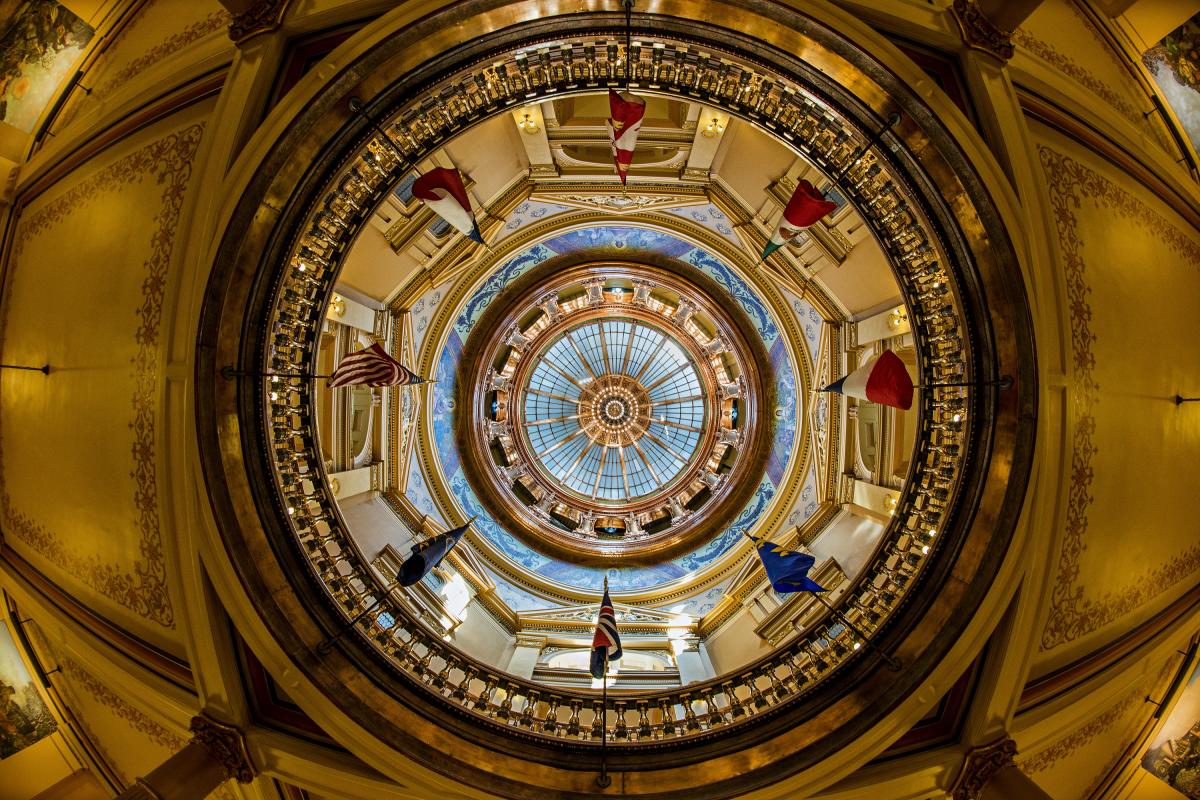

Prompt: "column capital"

[951,0,1015,61]
[225,0,290,45]
[950,737,1017,800]
[189,715,256,784]
[514,632,547,649]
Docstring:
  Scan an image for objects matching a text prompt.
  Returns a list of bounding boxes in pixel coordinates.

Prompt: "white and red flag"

[821,350,913,410]
[328,342,426,388]
[760,179,838,261]
[412,167,485,244]
[606,89,646,186]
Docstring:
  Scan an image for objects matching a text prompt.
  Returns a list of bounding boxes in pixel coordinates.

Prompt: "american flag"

[328,343,425,388]
[590,585,623,679]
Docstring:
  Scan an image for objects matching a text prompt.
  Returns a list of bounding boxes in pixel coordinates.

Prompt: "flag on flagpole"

[760,179,839,261]
[412,167,485,244]
[398,519,471,586]
[328,342,425,388]
[607,89,646,186]
[820,349,913,410]
[590,585,623,679]
[753,538,828,593]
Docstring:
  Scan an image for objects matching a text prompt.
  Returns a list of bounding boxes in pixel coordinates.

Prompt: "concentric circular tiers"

[197,3,1036,796]
[457,263,769,565]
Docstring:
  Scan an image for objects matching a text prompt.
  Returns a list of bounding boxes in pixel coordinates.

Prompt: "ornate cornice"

[228,0,290,45]
[951,738,1017,800]
[952,0,1015,61]
[189,716,255,784]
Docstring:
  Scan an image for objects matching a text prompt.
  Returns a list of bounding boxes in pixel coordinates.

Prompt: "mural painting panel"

[0,0,93,132]
[0,621,55,759]
[1142,661,1200,799]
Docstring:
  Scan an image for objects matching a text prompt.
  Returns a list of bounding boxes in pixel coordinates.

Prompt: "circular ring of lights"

[456,261,771,565]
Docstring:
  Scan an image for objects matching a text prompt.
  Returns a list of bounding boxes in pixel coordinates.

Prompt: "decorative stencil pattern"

[1038,145,1200,650]
[0,123,205,629]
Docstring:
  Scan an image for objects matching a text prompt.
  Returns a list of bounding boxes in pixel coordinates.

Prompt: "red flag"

[761,180,838,260]
[607,89,646,185]
[821,350,913,410]
[412,168,484,244]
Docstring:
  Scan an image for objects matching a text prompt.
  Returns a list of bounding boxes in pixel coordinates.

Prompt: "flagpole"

[914,376,1013,390]
[348,97,421,175]
[830,111,901,183]
[316,584,396,654]
[810,592,901,672]
[597,573,612,789]
[219,366,331,381]
[0,363,50,374]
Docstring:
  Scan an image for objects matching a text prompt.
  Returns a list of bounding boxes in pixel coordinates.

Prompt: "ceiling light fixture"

[518,112,539,134]
[702,116,725,137]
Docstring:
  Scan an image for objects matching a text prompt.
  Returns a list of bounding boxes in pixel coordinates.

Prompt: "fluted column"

[950,738,1052,800]
[115,716,255,800]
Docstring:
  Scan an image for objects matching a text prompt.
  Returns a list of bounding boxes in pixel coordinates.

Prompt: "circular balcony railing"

[261,33,973,744]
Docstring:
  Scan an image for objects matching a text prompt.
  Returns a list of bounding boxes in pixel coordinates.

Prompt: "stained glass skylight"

[522,319,705,502]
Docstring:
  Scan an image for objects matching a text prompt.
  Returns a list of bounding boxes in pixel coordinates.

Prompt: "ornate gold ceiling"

[194,0,1036,795]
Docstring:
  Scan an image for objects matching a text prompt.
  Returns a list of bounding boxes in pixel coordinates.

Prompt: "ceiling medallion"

[457,261,772,565]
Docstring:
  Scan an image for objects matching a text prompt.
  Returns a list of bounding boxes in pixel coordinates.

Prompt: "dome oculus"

[457,262,772,565]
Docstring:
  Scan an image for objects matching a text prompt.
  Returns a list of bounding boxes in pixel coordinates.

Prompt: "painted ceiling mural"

[0,0,93,132]
[1143,12,1200,154]
[416,222,817,598]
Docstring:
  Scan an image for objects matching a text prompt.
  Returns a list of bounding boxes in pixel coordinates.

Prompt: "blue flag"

[398,521,469,586]
[755,540,827,593]
[590,587,622,679]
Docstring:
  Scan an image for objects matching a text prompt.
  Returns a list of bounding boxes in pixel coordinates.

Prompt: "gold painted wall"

[1,97,216,654]
[1030,120,1200,676]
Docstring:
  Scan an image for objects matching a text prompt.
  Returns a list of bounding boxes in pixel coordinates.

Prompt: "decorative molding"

[1038,145,1200,650]
[951,738,1017,800]
[951,0,1014,61]
[189,715,256,784]
[2,124,205,629]
[95,10,230,97]
[62,657,185,751]
[1011,28,1165,148]
[1020,659,1176,795]
[228,0,289,44]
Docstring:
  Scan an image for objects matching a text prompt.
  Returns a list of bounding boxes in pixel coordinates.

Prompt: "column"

[672,637,708,685]
[951,0,1046,61]
[950,738,1053,800]
[507,634,545,680]
[115,716,255,800]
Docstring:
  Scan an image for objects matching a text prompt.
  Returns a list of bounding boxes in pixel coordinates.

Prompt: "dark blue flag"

[398,520,470,586]
[590,586,622,679]
[755,540,827,593]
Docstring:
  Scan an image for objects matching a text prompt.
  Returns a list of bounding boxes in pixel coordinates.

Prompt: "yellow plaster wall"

[83,0,227,98]
[1019,657,1175,799]
[0,734,78,800]
[1014,0,1172,151]
[0,98,216,654]
[1030,120,1200,676]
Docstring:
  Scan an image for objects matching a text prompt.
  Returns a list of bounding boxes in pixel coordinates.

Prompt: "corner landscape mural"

[0,0,94,132]
[0,621,56,759]
[1143,12,1200,155]
[1141,660,1200,799]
